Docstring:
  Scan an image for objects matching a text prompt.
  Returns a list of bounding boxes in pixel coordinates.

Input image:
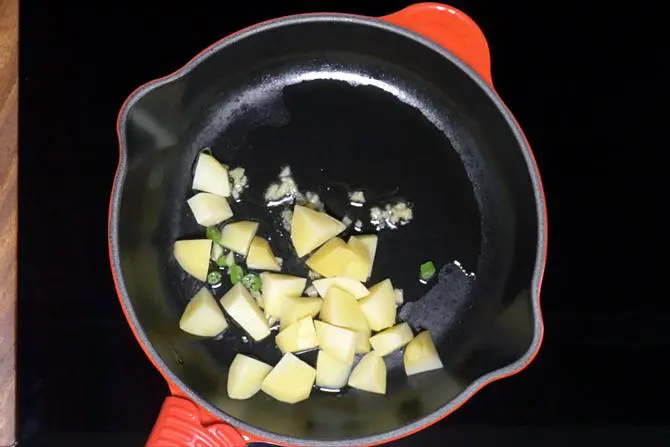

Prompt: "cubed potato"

[261,353,316,404]
[352,234,378,278]
[318,287,369,335]
[305,238,353,278]
[290,205,346,257]
[347,351,386,394]
[355,329,372,354]
[173,239,213,282]
[314,320,357,363]
[316,350,352,389]
[260,273,306,318]
[306,238,368,281]
[187,192,234,227]
[369,322,414,356]
[179,287,228,337]
[347,236,372,281]
[192,152,231,197]
[279,296,323,330]
[404,330,444,376]
[246,236,281,271]
[220,283,271,341]
[219,221,259,255]
[275,316,319,354]
[312,277,369,299]
[358,279,397,331]
[227,354,272,400]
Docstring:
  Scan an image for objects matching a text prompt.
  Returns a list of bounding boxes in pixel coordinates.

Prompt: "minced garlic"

[229,167,248,201]
[370,201,413,230]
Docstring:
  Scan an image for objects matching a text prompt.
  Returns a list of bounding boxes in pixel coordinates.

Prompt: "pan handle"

[146,396,250,446]
[381,3,493,86]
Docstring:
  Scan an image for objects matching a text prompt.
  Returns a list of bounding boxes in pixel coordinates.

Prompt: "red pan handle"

[145,4,490,446]
[382,2,493,86]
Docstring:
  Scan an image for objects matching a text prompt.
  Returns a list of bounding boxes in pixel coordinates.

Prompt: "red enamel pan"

[109,3,547,446]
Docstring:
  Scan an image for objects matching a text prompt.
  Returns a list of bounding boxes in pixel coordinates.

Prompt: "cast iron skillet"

[109,3,547,446]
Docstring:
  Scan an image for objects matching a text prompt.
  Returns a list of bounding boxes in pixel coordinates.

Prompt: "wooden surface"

[0,0,17,444]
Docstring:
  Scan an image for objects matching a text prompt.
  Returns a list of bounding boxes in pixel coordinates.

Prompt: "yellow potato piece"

[173,239,212,282]
[227,354,272,400]
[319,287,369,335]
[179,287,228,337]
[358,279,397,331]
[352,234,378,278]
[355,330,372,354]
[187,192,234,227]
[404,330,444,376]
[316,350,353,389]
[192,152,231,197]
[275,316,319,354]
[261,353,316,404]
[312,277,369,299]
[290,205,346,257]
[260,273,306,318]
[314,320,357,363]
[369,323,414,356]
[279,296,323,330]
[306,238,368,281]
[346,236,372,281]
[220,221,259,255]
[246,236,281,271]
[220,283,271,341]
[348,351,386,394]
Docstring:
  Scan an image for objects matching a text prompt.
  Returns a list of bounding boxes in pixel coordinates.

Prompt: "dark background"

[18,0,667,446]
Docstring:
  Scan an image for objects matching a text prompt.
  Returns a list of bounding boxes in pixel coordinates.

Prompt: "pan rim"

[109,11,547,447]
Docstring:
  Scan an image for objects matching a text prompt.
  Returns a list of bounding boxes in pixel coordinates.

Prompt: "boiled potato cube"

[246,236,281,271]
[290,205,346,257]
[346,236,372,281]
[404,330,444,376]
[192,152,231,197]
[306,238,368,281]
[220,283,271,341]
[260,273,306,318]
[355,329,372,354]
[279,296,323,330]
[261,353,316,404]
[312,277,369,299]
[227,354,272,400]
[173,239,212,281]
[220,221,259,255]
[316,350,352,389]
[352,234,378,278]
[275,316,319,354]
[348,351,386,394]
[314,320,357,363]
[369,322,414,356]
[187,192,234,227]
[319,287,369,335]
[179,287,228,337]
[358,279,397,331]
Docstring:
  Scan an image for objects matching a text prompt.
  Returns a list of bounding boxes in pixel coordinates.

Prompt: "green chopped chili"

[229,264,244,284]
[224,251,235,267]
[215,254,227,267]
[420,261,436,281]
[242,273,262,293]
[205,226,222,243]
[207,271,222,285]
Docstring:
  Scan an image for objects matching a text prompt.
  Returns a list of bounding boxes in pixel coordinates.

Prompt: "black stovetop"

[18,0,669,446]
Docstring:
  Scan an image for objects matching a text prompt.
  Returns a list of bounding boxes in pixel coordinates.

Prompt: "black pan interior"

[114,17,540,443]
